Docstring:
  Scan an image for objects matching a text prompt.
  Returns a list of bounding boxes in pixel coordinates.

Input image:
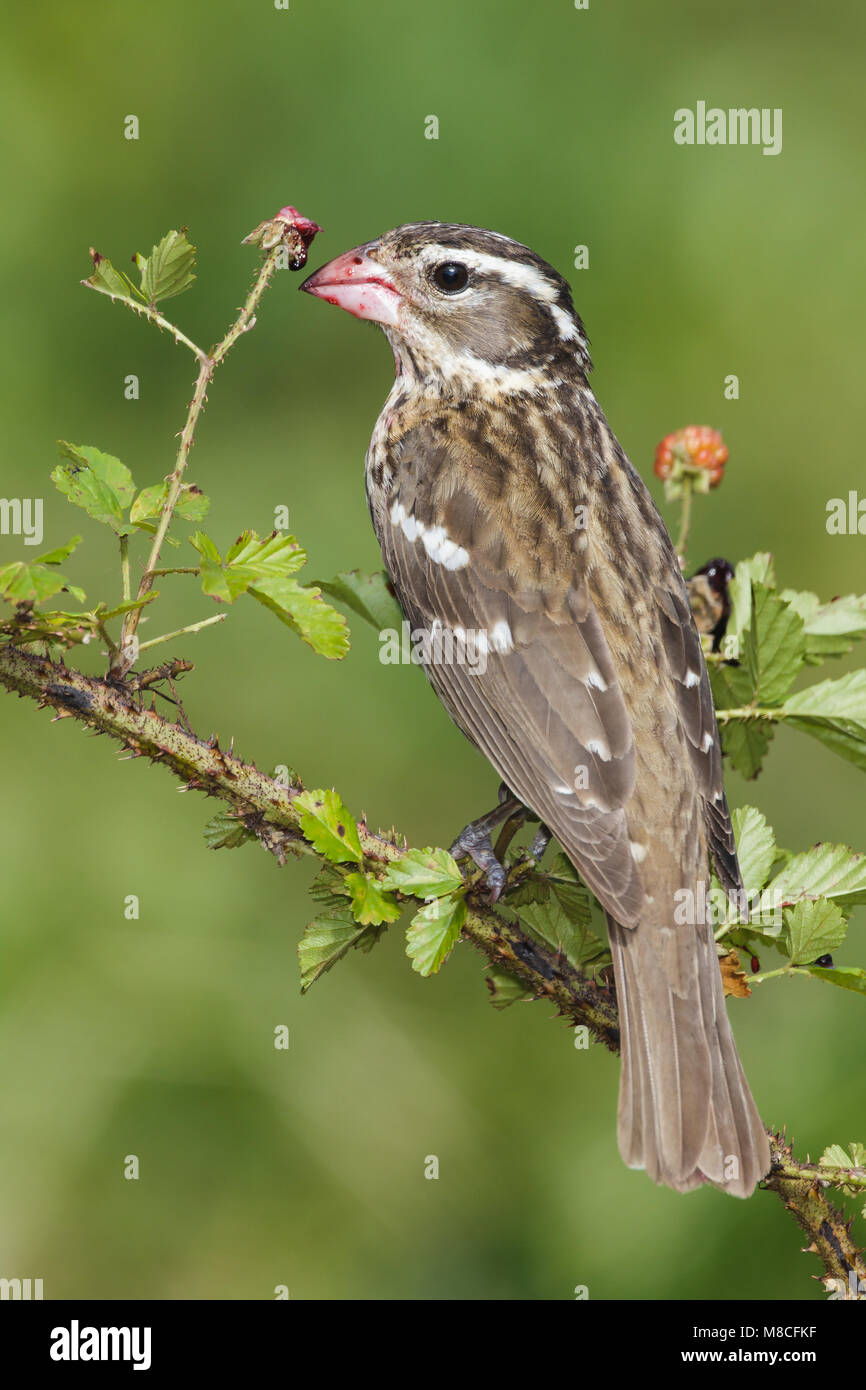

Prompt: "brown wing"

[373,425,645,926]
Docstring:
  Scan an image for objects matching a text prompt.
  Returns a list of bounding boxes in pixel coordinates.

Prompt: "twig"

[91,213,316,677]
[137,612,226,653]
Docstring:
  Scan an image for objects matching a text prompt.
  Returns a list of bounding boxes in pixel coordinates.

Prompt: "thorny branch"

[0,640,863,1298]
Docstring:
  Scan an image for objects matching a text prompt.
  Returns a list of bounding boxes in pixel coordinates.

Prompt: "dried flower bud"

[242,205,322,269]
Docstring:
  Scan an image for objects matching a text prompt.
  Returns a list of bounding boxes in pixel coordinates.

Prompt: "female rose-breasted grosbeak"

[301,223,770,1197]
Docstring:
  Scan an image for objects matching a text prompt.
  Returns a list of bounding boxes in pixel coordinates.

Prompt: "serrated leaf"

[781,671,866,772]
[225,531,307,577]
[744,582,805,705]
[299,901,384,992]
[344,871,402,926]
[53,442,135,534]
[203,809,254,850]
[727,552,776,645]
[818,1141,866,1195]
[98,593,159,621]
[0,554,86,605]
[131,482,210,524]
[723,718,775,781]
[517,892,608,971]
[381,847,464,899]
[544,853,595,929]
[35,536,82,565]
[189,530,307,603]
[768,841,866,910]
[731,806,777,894]
[782,589,866,661]
[785,899,848,965]
[405,893,466,976]
[83,249,144,302]
[316,569,404,631]
[805,964,866,995]
[134,229,196,304]
[295,789,363,864]
[486,967,533,1009]
[709,660,753,711]
[710,662,774,778]
[249,577,349,659]
[820,1143,855,1170]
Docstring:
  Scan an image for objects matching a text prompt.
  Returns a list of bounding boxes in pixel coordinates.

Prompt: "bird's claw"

[529,823,552,862]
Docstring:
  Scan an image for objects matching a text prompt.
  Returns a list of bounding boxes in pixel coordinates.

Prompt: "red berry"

[653,426,728,488]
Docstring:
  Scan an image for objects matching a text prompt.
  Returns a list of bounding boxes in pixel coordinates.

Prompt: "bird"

[300,222,770,1197]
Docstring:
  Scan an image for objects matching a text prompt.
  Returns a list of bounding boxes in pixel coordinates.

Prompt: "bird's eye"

[431,261,469,294]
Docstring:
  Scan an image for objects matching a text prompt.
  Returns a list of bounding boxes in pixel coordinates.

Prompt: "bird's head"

[300,222,591,394]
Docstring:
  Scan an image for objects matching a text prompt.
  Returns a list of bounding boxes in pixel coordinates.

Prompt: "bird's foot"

[450,787,524,903]
[529,823,553,862]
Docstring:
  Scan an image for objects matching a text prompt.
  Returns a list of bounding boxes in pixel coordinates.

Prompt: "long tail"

[607,912,770,1196]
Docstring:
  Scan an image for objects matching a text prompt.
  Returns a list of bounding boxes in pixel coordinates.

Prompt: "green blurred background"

[1,0,864,1300]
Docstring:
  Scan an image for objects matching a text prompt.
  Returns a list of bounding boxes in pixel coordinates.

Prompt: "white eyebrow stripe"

[421,245,581,341]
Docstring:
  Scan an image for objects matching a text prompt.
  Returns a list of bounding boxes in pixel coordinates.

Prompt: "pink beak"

[300,243,402,327]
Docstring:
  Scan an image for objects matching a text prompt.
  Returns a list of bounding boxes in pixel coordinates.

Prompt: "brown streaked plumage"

[300,222,770,1197]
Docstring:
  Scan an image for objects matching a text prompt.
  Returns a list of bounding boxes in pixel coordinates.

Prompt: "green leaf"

[98,593,159,621]
[298,900,384,993]
[818,1142,866,1194]
[709,660,752,712]
[344,872,403,926]
[188,531,347,657]
[768,841,866,910]
[405,893,466,976]
[744,582,805,705]
[35,536,82,565]
[731,806,777,894]
[804,964,866,995]
[785,899,848,965]
[189,530,307,602]
[224,530,307,578]
[381,847,465,899]
[517,891,609,971]
[781,671,866,772]
[782,589,866,661]
[131,482,210,524]
[0,544,86,605]
[710,663,774,778]
[203,809,254,850]
[544,852,596,929]
[727,552,776,647]
[53,442,135,534]
[83,249,144,302]
[294,789,363,864]
[486,967,534,1009]
[249,577,349,659]
[134,229,197,304]
[316,569,404,631]
[307,863,350,903]
[188,532,233,599]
